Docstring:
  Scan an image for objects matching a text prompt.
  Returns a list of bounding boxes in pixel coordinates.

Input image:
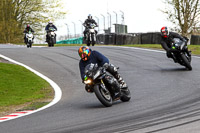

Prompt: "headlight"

[51,32,55,35]
[90,29,95,33]
[28,35,32,38]
[84,79,92,84]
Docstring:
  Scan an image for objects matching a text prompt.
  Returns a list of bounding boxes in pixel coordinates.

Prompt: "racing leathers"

[23,27,34,43]
[161,32,191,62]
[83,19,98,39]
[45,24,57,42]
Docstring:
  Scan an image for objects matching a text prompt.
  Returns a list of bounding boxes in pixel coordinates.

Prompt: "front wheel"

[48,38,54,47]
[28,41,32,48]
[91,34,96,46]
[180,53,192,70]
[94,84,112,107]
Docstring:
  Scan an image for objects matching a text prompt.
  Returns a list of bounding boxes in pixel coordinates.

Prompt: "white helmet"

[48,21,53,26]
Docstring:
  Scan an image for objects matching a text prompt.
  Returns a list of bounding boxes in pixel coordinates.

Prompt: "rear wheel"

[94,84,112,107]
[120,88,131,102]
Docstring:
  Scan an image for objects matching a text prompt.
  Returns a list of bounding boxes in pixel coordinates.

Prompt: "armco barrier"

[57,33,200,45]
[56,37,83,44]
[190,35,200,45]
[97,33,161,45]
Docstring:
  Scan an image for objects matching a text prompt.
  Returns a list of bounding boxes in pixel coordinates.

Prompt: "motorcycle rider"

[45,21,57,42]
[78,46,128,98]
[160,26,191,62]
[83,14,98,40]
[23,24,34,43]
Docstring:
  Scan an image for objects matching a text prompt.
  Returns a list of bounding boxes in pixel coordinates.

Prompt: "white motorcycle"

[47,27,56,47]
[86,24,97,46]
[25,31,34,48]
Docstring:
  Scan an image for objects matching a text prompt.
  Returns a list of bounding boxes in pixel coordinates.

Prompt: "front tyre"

[94,84,112,107]
[91,34,96,46]
[29,41,32,48]
[180,53,192,70]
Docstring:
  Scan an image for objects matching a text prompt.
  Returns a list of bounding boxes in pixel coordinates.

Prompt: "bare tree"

[163,0,200,36]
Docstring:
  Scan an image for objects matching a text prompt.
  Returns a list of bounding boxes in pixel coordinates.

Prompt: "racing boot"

[106,64,128,90]
[115,73,128,90]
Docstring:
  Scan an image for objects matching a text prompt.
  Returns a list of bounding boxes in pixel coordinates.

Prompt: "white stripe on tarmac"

[0,54,62,122]
[100,45,200,59]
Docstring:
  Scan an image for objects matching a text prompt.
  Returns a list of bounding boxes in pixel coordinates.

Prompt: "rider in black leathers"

[78,46,128,97]
[83,14,98,40]
[160,26,191,62]
[45,21,57,42]
[23,24,34,43]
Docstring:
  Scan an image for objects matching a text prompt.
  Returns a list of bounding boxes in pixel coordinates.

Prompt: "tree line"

[163,0,200,37]
[0,0,66,43]
[0,0,199,43]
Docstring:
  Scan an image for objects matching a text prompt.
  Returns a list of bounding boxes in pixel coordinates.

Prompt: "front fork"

[100,80,109,93]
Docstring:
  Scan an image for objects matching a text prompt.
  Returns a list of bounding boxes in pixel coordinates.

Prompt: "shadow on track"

[77,101,123,109]
[160,68,189,72]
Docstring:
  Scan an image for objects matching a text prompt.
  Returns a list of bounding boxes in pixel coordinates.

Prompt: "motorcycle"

[83,63,131,107]
[170,38,192,70]
[25,31,34,48]
[47,27,56,47]
[86,24,97,46]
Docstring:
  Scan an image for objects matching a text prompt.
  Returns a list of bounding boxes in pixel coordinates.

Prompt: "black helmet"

[88,14,92,20]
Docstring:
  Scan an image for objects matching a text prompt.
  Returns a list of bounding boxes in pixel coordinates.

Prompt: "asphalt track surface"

[0,44,200,133]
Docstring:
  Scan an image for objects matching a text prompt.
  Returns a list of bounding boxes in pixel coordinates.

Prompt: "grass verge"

[0,60,53,116]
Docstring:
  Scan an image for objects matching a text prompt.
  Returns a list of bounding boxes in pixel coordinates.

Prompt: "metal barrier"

[57,33,200,45]
[190,35,200,45]
[97,32,162,45]
[56,37,83,44]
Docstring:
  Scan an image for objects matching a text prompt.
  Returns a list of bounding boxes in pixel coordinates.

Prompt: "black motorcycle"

[171,38,192,70]
[83,63,131,107]
[47,27,56,47]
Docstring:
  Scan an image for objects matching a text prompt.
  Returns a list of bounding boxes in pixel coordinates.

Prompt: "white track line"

[102,45,200,59]
[0,54,62,122]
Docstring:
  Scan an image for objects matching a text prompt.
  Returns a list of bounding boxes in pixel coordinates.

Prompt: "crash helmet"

[48,21,53,26]
[26,24,30,28]
[88,14,92,20]
[161,26,169,38]
[78,46,91,61]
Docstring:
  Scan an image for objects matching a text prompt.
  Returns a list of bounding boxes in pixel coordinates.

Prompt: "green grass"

[187,45,200,55]
[0,62,53,107]
[123,44,163,49]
